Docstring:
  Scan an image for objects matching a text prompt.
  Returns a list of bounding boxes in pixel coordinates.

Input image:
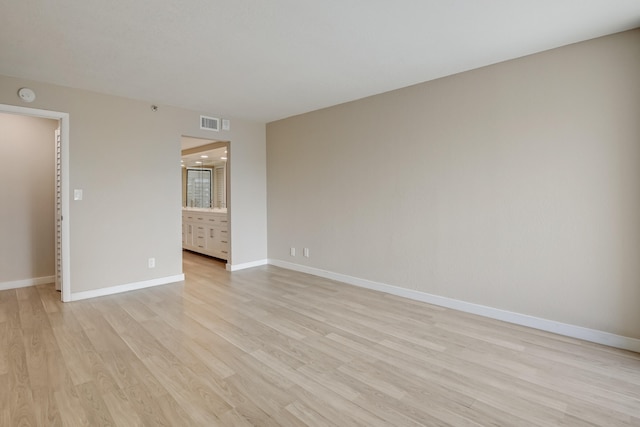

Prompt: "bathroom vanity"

[182,208,229,260]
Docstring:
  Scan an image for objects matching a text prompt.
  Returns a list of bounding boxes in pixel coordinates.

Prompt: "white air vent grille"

[200,115,220,131]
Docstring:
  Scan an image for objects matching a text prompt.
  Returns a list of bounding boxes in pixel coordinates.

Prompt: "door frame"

[1,103,71,302]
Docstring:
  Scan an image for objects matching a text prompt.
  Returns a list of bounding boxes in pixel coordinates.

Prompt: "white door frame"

[1,103,71,302]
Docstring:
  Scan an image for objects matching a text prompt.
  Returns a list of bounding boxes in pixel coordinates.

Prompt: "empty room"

[1,1,639,426]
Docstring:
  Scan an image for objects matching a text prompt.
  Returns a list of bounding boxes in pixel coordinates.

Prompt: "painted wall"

[0,75,267,293]
[0,112,58,284]
[267,29,640,339]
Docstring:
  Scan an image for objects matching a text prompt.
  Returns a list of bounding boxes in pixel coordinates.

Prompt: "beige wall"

[0,112,58,283]
[0,75,267,293]
[267,29,640,339]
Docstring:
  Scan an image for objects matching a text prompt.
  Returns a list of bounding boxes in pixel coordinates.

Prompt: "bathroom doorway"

[0,104,71,301]
[180,136,231,268]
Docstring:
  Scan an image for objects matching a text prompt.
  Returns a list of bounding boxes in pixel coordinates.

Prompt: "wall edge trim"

[70,274,185,302]
[0,275,55,291]
[267,259,640,353]
[226,259,269,271]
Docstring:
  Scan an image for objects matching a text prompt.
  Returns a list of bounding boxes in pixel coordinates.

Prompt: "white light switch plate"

[73,189,83,201]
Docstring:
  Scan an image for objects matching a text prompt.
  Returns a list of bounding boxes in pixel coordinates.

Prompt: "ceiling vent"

[200,115,220,131]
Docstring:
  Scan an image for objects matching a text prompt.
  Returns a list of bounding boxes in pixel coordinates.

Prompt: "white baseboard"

[268,259,640,353]
[0,275,55,291]
[226,259,268,271]
[70,274,185,302]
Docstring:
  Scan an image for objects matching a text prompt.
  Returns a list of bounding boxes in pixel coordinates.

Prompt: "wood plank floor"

[1,251,639,426]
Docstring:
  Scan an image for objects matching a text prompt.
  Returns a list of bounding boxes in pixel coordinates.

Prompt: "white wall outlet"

[290,247,296,256]
[303,248,310,258]
[148,257,155,268]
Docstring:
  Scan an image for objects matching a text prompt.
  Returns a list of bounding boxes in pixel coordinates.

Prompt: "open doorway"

[180,136,230,268]
[0,104,70,301]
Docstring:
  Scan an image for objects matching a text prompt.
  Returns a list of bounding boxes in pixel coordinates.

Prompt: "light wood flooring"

[1,250,639,426]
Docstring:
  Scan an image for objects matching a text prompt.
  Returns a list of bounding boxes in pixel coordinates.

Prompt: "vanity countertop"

[182,207,227,213]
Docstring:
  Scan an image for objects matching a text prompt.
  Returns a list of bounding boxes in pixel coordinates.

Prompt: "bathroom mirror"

[185,168,212,208]
[181,141,228,209]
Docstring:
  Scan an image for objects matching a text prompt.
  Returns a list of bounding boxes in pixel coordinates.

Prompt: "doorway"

[180,136,231,267]
[0,104,71,301]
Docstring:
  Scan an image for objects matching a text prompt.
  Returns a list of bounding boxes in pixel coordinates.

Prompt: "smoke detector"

[18,87,36,103]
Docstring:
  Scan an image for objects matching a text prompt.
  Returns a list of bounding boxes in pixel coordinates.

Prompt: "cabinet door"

[205,226,217,255]
[185,223,194,248]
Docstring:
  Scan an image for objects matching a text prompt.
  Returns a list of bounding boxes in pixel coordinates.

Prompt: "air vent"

[200,115,220,131]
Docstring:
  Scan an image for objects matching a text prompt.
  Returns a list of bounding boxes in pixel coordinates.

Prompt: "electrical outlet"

[148,257,155,268]
[303,248,310,258]
[290,247,296,256]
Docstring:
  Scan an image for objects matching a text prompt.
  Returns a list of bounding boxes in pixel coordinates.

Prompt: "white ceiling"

[1,1,639,123]
[181,137,227,166]
[182,147,227,168]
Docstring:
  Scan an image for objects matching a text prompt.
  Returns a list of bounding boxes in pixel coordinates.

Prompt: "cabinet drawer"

[206,216,228,225]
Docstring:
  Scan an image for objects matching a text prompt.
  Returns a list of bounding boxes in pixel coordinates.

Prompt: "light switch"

[74,189,83,201]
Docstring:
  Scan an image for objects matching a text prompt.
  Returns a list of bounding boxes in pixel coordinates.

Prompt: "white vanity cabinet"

[182,210,229,260]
